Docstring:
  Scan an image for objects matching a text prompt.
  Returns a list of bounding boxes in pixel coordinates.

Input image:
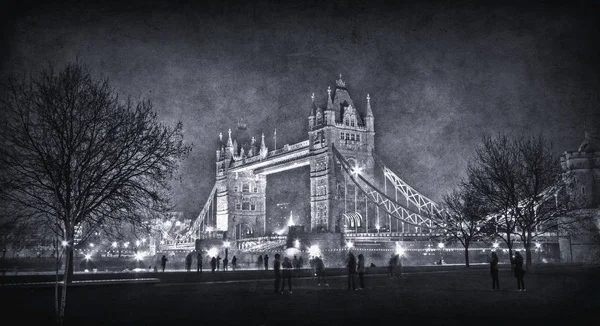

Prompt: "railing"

[229,140,310,168]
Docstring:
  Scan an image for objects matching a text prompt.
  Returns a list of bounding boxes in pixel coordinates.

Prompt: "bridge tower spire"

[365,93,374,132]
[308,93,316,131]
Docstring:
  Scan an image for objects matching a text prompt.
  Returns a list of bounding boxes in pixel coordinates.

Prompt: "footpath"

[1,263,589,288]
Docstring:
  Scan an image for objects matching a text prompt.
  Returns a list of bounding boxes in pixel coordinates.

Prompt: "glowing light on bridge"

[438,243,445,249]
[207,247,219,258]
[346,241,354,249]
[135,240,141,246]
[89,243,94,248]
[395,242,405,257]
[308,245,321,258]
[294,239,300,248]
[535,242,541,249]
[112,242,118,248]
[61,240,69,247]
[223,241,231,248]
[352,166,363,176]
[84,254,92,260]
[287,211,295,227]
[134,252,146,261]
[492,242,499,249]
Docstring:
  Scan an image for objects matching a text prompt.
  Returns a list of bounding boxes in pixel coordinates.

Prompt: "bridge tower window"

[242,202,250,210]
[242,184,249,193]
[253,185,258,193]
[356,134,360,142]
[350,134,355,141]
[351,115,355,127]
[340,132,344,140]
[235,203,241,210]
[234,186,239,192]
[251,204,256,211]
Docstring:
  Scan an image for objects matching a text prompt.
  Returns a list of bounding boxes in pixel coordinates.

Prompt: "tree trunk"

[464,246,470,267]
[524,229,533,271]
[59,244,71,326]
[66,245,74,283]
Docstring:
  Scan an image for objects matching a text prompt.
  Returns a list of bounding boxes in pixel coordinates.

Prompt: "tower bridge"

[173,74,446,250]
[163,74,559,260]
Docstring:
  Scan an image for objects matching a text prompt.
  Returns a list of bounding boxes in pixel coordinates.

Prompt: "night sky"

[1,0,599,221]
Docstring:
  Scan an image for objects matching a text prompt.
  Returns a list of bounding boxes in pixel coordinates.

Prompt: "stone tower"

[307,75,376,232]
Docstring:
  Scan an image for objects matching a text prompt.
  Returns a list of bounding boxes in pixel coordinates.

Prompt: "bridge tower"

[307,75,376,233]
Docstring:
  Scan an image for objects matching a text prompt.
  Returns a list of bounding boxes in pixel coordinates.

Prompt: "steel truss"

[332,145,443,230]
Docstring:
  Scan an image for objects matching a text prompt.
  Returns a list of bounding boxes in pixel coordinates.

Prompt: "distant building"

[559,113,600,263]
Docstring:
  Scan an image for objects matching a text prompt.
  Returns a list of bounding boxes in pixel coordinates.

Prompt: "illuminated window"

[242,184,249,193]
[350,134,355,141]
[340,132,344,140]
[251,204,256,211]
[356,134,360,142]
[253,185,258,193]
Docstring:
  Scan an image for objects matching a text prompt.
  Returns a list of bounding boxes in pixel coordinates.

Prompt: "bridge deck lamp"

[135,240,141,247]
[84,253,92,261]
[492,242,499,249]
[346,241,354,249]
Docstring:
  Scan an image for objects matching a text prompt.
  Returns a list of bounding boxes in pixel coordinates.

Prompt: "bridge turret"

[260,133,268,158]
[225,128,233,160]
[365,94,374,132]
[308,93,316,130]
[324,86,335,125]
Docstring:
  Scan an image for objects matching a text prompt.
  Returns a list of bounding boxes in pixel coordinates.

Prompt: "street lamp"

[346,241,354,250]
[61,240,69,247]
[438,242,445,265]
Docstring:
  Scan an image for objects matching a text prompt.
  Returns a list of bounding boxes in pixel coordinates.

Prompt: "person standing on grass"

[347,252,357,291]
[357,254,366,290]
[223,256,229,271]
[387,255,394,279]
[393,254,403,280]
[273,253,282,293]
[315,256,329,286]
[513,251,526,291]
[185,252,192,272]
[210,256,217,274]
[217,255,221,271]
[490,252,499,290]
[258,255,263,270]
[281,256,293,293]
[197,251,203,273]
[232,256,237,271]
[264,254,269,271]
[161,255,168,272]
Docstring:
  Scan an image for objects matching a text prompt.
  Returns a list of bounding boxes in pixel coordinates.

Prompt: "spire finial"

[327,86,331,96]
[367,94,370,101]
[219,132,223,142]
[336,74,346,88]
[311,93,315,101]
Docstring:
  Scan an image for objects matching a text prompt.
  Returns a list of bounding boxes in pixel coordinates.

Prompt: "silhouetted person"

[210,257,217,274]
[273,253,281,293]
[315,256,328,286]
[161,255,168,272]
[232,256,237,271]
[264,254,269,270]
[358,254,365,290]
[217,255,221,271]
[298,256,304,268]
[393,254,402,279]
[185,252,193,272]
[257,255,263,270]
[347,252,357,291]
[281,257,293,293]
[387,255,394,278]
[293,255,299,270]
[513,251,525,291]
[223,257,229,271]
[197,251,202,273]
[490,252,499,290]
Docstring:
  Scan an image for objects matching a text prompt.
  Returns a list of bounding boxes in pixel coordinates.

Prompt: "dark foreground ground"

[3,265,599,326]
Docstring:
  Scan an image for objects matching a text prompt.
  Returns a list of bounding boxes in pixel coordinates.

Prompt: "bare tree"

[434,188,489,267]
[466,135,521,263]
[466,134,575,270]
[0,63,191,325]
